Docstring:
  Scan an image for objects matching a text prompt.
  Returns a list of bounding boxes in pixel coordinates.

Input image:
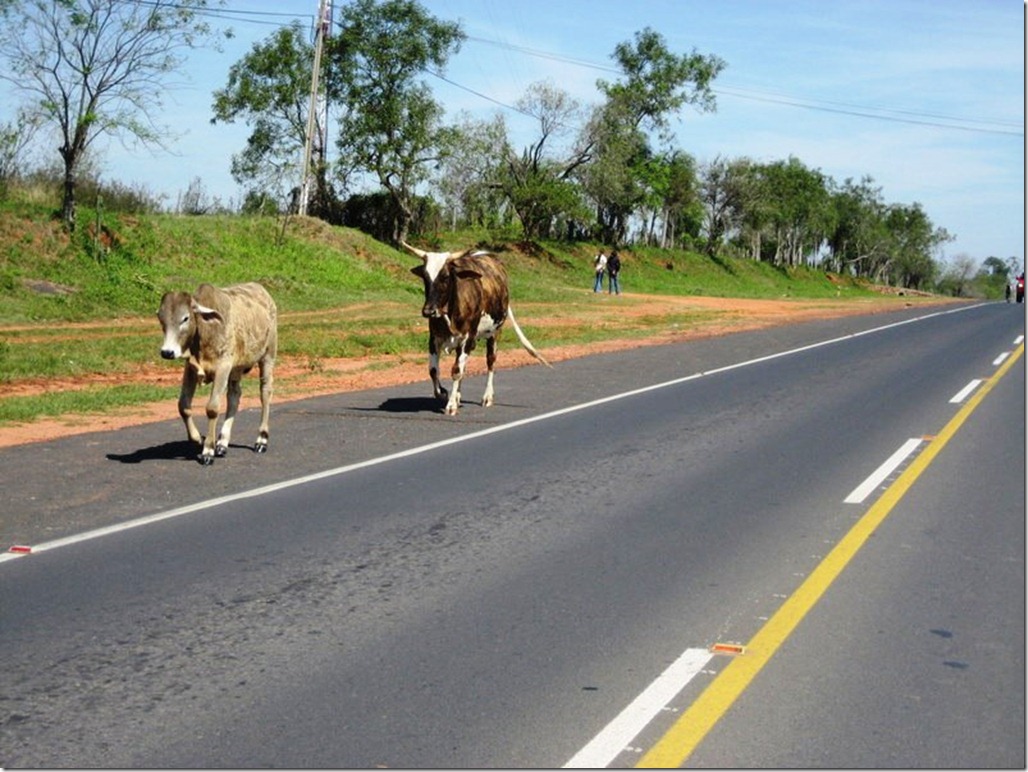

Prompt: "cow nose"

[421,306,436,318]
[160,349,176,360]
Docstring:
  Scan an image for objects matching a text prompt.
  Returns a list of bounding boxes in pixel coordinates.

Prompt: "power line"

[113,0,313,27]
[713,87,1024,137]
[112,0,1025,138]
[462,34,1024,138]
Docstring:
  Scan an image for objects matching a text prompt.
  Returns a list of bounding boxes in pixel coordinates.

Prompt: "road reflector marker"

[710,643,745,655]
[9,545,32,554]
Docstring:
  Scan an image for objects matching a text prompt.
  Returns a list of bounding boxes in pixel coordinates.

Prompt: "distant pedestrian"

[593,251,607,292]
[607,250,621,295]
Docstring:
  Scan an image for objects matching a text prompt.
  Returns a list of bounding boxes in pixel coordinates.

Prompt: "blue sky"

[4,0,1023,266]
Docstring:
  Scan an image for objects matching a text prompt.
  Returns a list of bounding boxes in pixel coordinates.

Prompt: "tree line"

[0,0,992,292]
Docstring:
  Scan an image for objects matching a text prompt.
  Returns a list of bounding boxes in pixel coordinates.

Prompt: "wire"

[112,0,313,27]
[110,0,1025,137]
[462,34,1024,137]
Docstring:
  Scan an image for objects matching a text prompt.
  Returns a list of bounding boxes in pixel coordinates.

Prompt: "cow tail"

[507,306,552,368]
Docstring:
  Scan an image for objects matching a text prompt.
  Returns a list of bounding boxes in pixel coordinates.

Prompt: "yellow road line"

[638,343,1024,768]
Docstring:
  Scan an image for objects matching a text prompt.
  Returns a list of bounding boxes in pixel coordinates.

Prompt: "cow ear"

[455,268,482,280]
[410,265,426,278]
[191,301,224,324]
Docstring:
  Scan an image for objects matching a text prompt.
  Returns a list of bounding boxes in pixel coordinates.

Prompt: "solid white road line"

[844,438,923,504]
[2,303,986,565]
[563,648,713,769]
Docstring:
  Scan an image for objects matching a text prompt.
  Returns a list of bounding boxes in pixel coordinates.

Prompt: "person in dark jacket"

[607,250,621,295]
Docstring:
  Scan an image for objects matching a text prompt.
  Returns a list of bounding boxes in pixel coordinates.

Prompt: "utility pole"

[299,0,332,217]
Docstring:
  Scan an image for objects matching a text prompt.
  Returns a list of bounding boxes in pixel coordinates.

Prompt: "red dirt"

[0,293,943,449]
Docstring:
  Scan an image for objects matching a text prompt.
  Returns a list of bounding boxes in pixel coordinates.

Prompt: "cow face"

[403,244,476,320]
[157,291,196,360]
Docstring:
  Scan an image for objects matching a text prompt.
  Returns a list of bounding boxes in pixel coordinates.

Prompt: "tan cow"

[403,242,551,415]
[157,282,277,465]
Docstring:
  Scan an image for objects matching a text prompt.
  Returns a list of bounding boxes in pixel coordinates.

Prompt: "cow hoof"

[215,444,228,457]
[198,453,214,466]
[254,441,268,454]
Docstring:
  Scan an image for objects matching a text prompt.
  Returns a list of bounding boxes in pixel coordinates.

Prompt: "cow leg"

[482,336,497,407]
[178,364,203,447]
[428,335,447,402]
[446,349,466,415]
[254,355,273,453]
[201,368,230,465]
[216,376,242,458]
[447,338,475,415]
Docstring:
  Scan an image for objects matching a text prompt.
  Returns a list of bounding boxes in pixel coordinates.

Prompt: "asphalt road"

[1,301,1023,768]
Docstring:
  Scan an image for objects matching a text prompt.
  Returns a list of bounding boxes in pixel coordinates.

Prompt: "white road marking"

[563,648,713,769]
[949,379,983,404]
[844,438,923,504]
[993,352,1010,367]
[1,303,986,565]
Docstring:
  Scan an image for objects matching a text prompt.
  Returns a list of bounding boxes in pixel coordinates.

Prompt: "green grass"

[0,384,179,424]
[0,201,907,425]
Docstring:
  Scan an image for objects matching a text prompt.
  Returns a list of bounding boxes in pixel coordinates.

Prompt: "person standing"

[593,251,607,292]
[607,250,621,295]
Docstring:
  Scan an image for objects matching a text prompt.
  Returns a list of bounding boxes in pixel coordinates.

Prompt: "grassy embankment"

[0,202,914,425]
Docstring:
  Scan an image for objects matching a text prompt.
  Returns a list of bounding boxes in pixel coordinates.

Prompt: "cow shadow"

[106,440,197,464]
[369,396,442,414]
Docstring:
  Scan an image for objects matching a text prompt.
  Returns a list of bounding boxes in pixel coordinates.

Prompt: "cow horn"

[400,240,429,260]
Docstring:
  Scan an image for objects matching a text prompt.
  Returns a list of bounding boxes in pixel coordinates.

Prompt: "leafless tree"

[0,0,224,230]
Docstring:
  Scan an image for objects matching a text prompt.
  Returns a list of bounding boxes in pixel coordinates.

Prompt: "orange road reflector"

[9,545,32,554]
[710,643,745,655]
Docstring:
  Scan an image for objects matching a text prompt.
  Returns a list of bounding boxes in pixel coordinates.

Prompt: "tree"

[498,81,592,239]
[432,112,511,230]
[586,27,724,244]
[596,27,725,138]
[578,102,650,244]
[826,176,889,276]
[753,157,833,267]
[656,151,702,249]
[938,253,978,297]
[0,0,224,231]
[212,22,335,216]
[0,109,42,198]
[883,203,949,289]
[328,0,463,244]
[699,156,752,257]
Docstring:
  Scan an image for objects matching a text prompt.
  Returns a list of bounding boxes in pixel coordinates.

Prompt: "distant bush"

[6,165,165,214]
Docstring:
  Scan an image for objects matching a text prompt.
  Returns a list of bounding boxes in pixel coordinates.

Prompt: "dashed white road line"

[563,648,713,769]
[950,379,983,404]
[844,438,924,504]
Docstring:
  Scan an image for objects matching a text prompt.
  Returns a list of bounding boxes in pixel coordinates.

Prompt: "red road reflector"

[710,642,745,655]
[9,545,33,554]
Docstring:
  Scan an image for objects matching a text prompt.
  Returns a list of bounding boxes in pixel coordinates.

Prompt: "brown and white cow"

[403,242,551,415]
[157,282,278,465]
